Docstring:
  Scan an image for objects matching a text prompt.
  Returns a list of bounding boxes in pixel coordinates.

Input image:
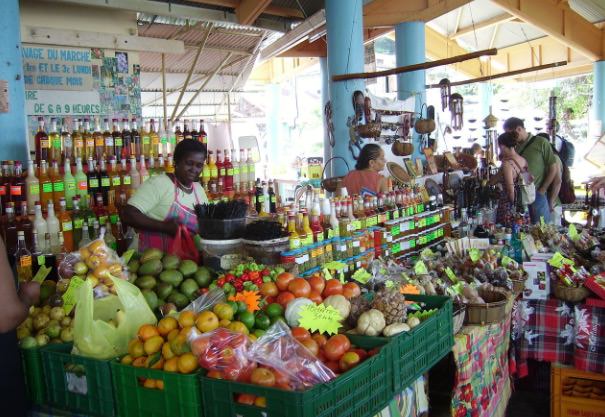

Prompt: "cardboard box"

[522,261,550,300]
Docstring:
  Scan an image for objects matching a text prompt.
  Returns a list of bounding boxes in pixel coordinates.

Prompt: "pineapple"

[371,287,407,325]
[347,296,371,327]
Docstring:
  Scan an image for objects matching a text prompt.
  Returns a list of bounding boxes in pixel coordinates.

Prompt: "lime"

[253,329,266,338]
[227,301,239,314]
[265,303,284,319]
[270,316,285,325]
[237,301,248,314]
[238,311,255,330]
[254,312,271,330]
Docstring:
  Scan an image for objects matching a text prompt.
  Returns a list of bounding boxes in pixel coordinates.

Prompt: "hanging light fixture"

[439,78,451,111]
[450,93,464,131]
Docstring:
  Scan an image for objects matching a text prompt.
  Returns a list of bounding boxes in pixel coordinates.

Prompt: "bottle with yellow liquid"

[93,117,104,161]
[48,118,62,163]
[287,212,300,249]
[201,160,210,189]
[165,154,174,174]
[141,119,151,158]
[149,119,160,158]
[72,118,84,161]
[82,118,95,161]
[207,151,218,189]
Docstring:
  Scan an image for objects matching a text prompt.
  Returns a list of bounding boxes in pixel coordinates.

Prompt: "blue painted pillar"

[395,22,426,161]
[319,57,333,177]
[0,0,28,161]
[594,61,605,136]
[325,0,364,177]
[479,82,493,119]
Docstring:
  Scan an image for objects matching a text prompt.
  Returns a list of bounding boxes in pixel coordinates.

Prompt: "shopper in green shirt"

[503,117,560,224]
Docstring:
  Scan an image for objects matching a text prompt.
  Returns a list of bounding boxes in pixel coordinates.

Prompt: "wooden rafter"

[363,0,473,28]
[450,13,515,39]
[236,0,272,26]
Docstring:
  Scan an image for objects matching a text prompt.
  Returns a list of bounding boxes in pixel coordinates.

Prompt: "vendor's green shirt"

[515,134,557,190]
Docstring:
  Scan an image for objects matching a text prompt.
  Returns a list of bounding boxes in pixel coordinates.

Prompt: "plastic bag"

[169,225,198,262]
[72,277,157,359]
[188,327,255,381]
[181,287,225,314]
[247,321,335,389]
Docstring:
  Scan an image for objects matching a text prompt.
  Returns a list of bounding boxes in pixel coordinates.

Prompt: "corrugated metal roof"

[270,0,322,18]
[569,0,605,23]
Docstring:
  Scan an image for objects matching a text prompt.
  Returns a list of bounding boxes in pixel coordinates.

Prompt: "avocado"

[167,291,189,309]
[159,269,184,287]
[180,278,199,300]
[127,259,140,273]
[140,248,164,264]
[135,275,157,290]
[162,255,181,270]
[156,282,173,300]
[142,290,159,310]
[194,267,212,288]
[178,260,198,277]
[138,259,163,276]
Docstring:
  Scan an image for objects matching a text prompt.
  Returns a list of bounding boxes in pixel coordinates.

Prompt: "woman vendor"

[342,143,389,196]
[123,139,208,251]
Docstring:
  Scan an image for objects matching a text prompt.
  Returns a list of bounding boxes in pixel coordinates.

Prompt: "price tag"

[445,267,458,283]
[568,224,579,242]
[62,276,85,315]
[469,248,482,263]
[548,252,575,269]
[322,268,333,281]
[414,260,428,275]
[352,268,371,284]
[391,225,400,236]
[392,243,401,254]
[323,261,346,271]
[121,249,135,264]
[501,256,517,268]
[32,265,52,283]
[37,255,45,266]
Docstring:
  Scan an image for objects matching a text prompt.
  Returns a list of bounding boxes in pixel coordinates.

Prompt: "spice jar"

[324,238,334,262]
[316,242,326,266]
[280,250,296,265]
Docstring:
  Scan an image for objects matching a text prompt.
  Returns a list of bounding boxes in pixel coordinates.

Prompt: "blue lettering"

[47,49,58,60]
[59,49,90,62]
[22,47,43,59]
[36,75,63,86]
[66,77,83,86]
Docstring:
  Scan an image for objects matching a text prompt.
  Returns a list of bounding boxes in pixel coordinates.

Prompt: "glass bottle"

[141,119,151,158]
[58,197,73,252]
[109,158,121,193]
[87,158,99,199]
[216,150,224,180]
[102,118,114,159]
[25,160,40,214]
[50,160,64,208]
[115,220,127,255]
[199,120,207,145]
[49,118,62,163]
[83,118,95,161]
[131,118,141,158]
[92,219,101,240]
[107,190,119,235]
[99,159,110,206]
[139,156,149,184]
[79,221,92,248]
[287,212,300,249]
[121,118,132,160]
[42,233,57,280]
[183,119,193,140]
[55,232,68,272]
[201,159,210,189]
[94,193,108,226]
[174,119,184,144]
[268,180,277,213]
[246,148,255,184]
[10,162,26,206]
[159,118,168,157]
[149,119,159,158]
[74,157,88,204]
[254,179,264,214]
[329,200,340,237]
[302,210,314,246]
[35,117,49,165]
[31,230,43,275]
[232,149,240,190]
[72,118,84,161]
[63,159,76,209]
[168,120,176,153]
[103,220,117,251]
[93,117,104,161]
[82,196,97,230]
[46,201,61,251]
[223,149,234,198]
[120,159,132,195]
[15,231,32,282]
[239,149,248,190]
[61,118,73,163]
[71,196,83,249]
[112,118,123,161]
[129,156,141,190]
[17,201,33,249]
[191,120,199,142]
[33,202,48,249]
[3,203,17,256]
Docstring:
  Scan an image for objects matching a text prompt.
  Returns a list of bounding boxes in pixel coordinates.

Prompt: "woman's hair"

[173,139,207,164]
[497,131,517,148]
[355,143,382,170]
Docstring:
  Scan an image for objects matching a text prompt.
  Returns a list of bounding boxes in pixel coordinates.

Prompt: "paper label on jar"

[123,176,131,185]
[62,221,73,231]
[393,210,400,219]
[391,243,401,254]
[53,181,64,192]
[101,178,110,187]
[391,225,400,236]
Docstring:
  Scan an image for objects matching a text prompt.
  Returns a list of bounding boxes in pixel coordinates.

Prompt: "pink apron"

[138,178,201,252]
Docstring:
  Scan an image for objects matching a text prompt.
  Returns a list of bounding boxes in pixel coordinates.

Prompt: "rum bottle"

[103,118,114,159]
[25,160,40,214]
[199,120,207,145]
[72,118,84,161]
[87,158,99,197]
[71,197,83,248]
[33,202,48,249]
[15,231,32,282]
[121,118,132,159]
[61,118,73,163]
[46,201,61,251]
[183,119,193,140]
[17,201,33,249]
[58,197,73,252]
[74,158,88,204]
[150,119,159,158]
[131,118,141,158]
[63,159,76,209]
[112,118,123,160]
[35,117,49,165]
[10,162,26,206]
[94,193,108,226]
[98,159,111,205]
[49,118,62,163]
[175,119,184,143]
[141,119,151,158]
[83,118,95,161]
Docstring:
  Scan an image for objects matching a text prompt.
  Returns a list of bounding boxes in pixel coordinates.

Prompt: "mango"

[167,291,189,309]
[178,260,198,277]
[138,259,163,276]
[128,259,140,273]
[180,279,199,300]
[156,282,173,300]
[140,248,164,263]
[135,275,157,290]
[159,270,183,286]
[162,255,180,270]
[194,267,212,288]
[142,290,159,311]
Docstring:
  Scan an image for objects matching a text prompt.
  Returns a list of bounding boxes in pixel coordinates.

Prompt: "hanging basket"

[321,156,351,192]
[355,122,382,138]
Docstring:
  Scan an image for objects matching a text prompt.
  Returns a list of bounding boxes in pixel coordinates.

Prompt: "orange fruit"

[163,357,178,372]
[150,357,165,370]
[166,329,179,342]
[162,342,175,360]
[132,356,147,368]
[138,324,159,341]
[128,340,145,358]
[178,311,196,328]
[156,380,165,390]
[157,317,178,336]
[177,353,199,374]
[219,319,231,328]
[179,325,193,338]
[169,334,191,356]
[120,355,133,365]
[254,396,267,407]
[88,239,106,253]
[143,378,156,389]
[144,335,164,355]
[195,311,219,333]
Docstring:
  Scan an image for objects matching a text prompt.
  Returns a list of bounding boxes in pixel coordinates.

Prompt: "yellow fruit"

[121,355,133,365]
[157,317,178,336]
[178,311,196,329]
[248,334,257,342]
[179,326,193,338]
[177,353,198,374]
[219,319,231,328]
[144,336,164,355]
[163,357,178,373]
[128,340,145,358]
[255,396,267,408]
[162,342,175,360]
[79,246,90,260]
[166,329,179,342]
[195,311,219,333]
[143,378,156,389]
[169,334,191,356]
[132,356,147,368]
[88,239,106,253]
[150,357,165,370]
[138,324,159,341]
[227,321,249,335]
[156,380,165,390]
[213,303,234,321]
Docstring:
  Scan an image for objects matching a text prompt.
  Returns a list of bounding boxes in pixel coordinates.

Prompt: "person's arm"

[538,138,558,194]
[122,204,178,236]
[0,239,40,333]
[548,161,562,210]
[539,162,558,194]
[377,175,389,194]
[502,163,516,203]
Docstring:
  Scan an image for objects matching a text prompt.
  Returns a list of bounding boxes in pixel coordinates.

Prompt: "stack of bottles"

[201,148,257,203]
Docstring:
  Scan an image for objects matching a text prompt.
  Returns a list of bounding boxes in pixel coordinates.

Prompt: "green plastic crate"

[111,361,203,417]
[200,337,391,417]
[20,346,47,405]
[41,343,116,416]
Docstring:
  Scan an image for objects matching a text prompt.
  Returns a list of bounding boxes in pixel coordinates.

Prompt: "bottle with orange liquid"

[50,160,65,207]
[58,197,73,252]
[93,118,104,161]
[83,118,95,161]
[109,158,121,194]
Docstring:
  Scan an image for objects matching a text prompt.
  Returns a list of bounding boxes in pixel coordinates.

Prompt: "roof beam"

[450,13,515,39]
[236,0,272,26]
[491,0,603,60]
[185,44,253,56]
[363,0,473,28]
[184,0,305,19]
[424,26,485,78]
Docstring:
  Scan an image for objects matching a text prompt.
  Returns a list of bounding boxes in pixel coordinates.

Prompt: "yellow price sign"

[297,304,342,335]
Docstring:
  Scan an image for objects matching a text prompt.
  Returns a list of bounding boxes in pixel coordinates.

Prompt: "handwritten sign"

[32,265,52,283]
[352,268,371,284]
[22,45,93,91]
[414,261,428,275]
[298,304,342,335]
[469,248,482,263]
[568,224,579,242]
[62,276,85,314]
[25,90,101,116]
[445,267,458,283]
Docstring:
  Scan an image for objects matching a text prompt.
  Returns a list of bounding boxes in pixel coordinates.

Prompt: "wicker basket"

[356,122,382,138]
[511,278,525,296]
[321,156,350,193]
[553,283,590,303]
[464,291,509,325]
[452,304,466,334]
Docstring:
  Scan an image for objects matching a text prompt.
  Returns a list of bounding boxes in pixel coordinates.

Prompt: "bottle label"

[0,185,5,195]
[75,139,84,148]
[20,255,32,267]
[123,176,131,185]
[74,218,83,229]
[86,139,95,147]
[42,183,53,193]
[78,180,87,191]
[101,178,110,187]
[257,196,265,203]
[227,168,233,176]
[41,139,50,148]
[53,181,64,192]
[105,137,114,147]
[160,136,167,144]
[112,177,121,186]
[233,167,240,176]
[99,215,108,225]
[95,137,104,146]
[115,138,123,147]
[66,180,76,191]
[316,233,324,242]
[10,185,23,196]
[393,210,400,219]
[110,214,119,224]
[89,179,99,188]
[219,168,226,177]
[170,136,176,145]
[210,168,218,177]
[271,196,276,203]
[52,138,61,149]
[62,221,73,231]
[152,136,159,145]
[29,184,40,195]
[142,136,150,145]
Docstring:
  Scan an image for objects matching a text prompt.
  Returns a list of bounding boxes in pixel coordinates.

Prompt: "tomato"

[260,282,279,297]
[291,327,311,342]
[250,367,276,387]
[190,337,210,357]
[322,280,343,297]
[308,275,326,294]
[349,348,368,361]
[276,291,296,307]
[342,283,361,300]
[271,368,290,387]
[324,334,351,361]
[325,361,341,373]
[206,370,224,379]
[237,393,256,405]
[338,351,361,372]
[311,333,328,348]
[276,272,295,291]
[288,278,311,298]
[307,290,323,304]
[301,338,319,356]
